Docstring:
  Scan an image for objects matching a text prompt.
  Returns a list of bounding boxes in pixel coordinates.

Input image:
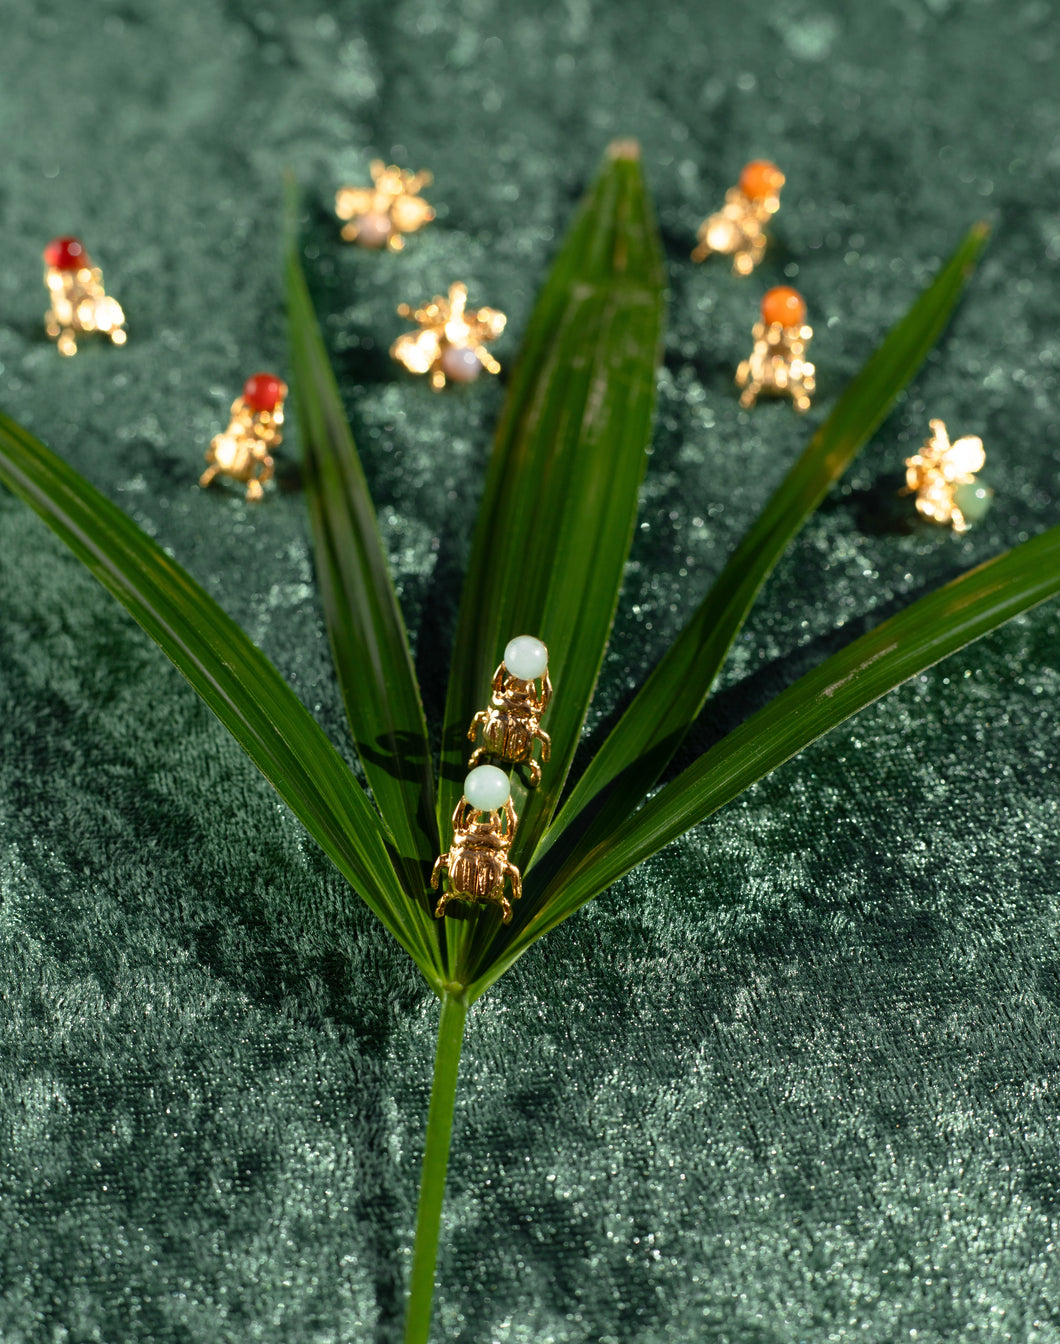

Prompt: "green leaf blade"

[541,221,991,863]
[285,181,439,913]
[437,142,665,976]
[0,410,443,988]
[471,521,1060,998]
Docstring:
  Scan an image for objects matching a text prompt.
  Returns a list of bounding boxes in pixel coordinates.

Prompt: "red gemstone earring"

[199,373,287,501]
[735,286,816,412]
[43,236,126,356]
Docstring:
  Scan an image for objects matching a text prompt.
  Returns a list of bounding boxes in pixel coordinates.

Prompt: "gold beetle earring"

[390,282,507,389]
[691,159,785,275]
[468,635,552,786]
[432,766,522,924]
[43,236,126,356]
[735,286,815,412]
[902,419,992,532]
[335,160,434,250]
[200,373,287,502]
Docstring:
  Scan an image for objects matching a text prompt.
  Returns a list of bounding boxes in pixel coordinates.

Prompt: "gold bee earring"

[735,286,815,412]
[692,159,785,275]
[390,282,506,389]
[902,419,992,532]
[467,635,552,786]
[432,766,522,924]
[335,160,434,250]
[43,236,126,356]
[199,373,287,502]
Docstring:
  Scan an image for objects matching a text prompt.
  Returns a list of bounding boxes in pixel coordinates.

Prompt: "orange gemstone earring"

[735,287,815,412]
[390,283,506,389]
[43,236,127,356]
[199,373,287,501]
[691,160,785,275]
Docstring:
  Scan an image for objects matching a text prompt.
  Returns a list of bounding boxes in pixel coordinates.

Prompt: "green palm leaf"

[438,140,665,979]
[0,410,442,989]
[468,521,1060,999]
[285,177,439,917]
[543,221,990,862]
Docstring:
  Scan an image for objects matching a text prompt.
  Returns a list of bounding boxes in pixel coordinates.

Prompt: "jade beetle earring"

[902,419,991,532]
[431,766,522,924]
[467,636,552,786]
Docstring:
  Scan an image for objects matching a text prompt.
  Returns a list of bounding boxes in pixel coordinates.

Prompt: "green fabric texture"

[2,2,1060,1341]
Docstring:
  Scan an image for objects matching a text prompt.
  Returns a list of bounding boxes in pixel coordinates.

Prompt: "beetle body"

[200,396,284,502]
[736,320,815,413]
[432,798,522,924]
[45,265,126,357]
[468,664,552,786]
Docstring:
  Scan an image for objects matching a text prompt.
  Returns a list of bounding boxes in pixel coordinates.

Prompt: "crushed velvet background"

[2,1,1060,1341]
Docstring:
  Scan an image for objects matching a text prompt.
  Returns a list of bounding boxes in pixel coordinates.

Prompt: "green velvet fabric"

[2,2,1060,1341]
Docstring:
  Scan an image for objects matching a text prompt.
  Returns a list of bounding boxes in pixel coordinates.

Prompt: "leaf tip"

[971,219,991,242]
[282,171,301,247]
[607,138,641,162]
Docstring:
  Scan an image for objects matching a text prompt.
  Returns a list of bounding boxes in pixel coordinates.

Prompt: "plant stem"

[404,985,468,1344]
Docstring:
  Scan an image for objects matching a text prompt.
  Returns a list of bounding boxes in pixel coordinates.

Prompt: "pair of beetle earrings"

[431,636,551,925]
[336,159,507,390]
[40,237,286,503]
[692,161,816,413]
[423,424,991,928]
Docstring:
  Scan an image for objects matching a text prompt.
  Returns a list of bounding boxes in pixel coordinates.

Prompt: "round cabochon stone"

[464,765,511,811]
[440,344,482,383]
[354,211,392,248]
[44,236,87,270]
[954,481,993,524]
[504,635,548,681]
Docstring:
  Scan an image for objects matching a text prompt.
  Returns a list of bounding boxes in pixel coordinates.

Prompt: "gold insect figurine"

[432,766,522,924]
[736,286,816,413]
[691,159,785,275]
[902,418,991,532]
[468,635,552,786]
[335,159,434,250]
[390,282,506,389]
[43,236,127,356]
[199,373,288,502]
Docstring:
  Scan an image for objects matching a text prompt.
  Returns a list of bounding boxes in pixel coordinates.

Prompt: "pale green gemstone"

[504,634,548,680]
[464,764,510,811]
[954,481,993,524]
